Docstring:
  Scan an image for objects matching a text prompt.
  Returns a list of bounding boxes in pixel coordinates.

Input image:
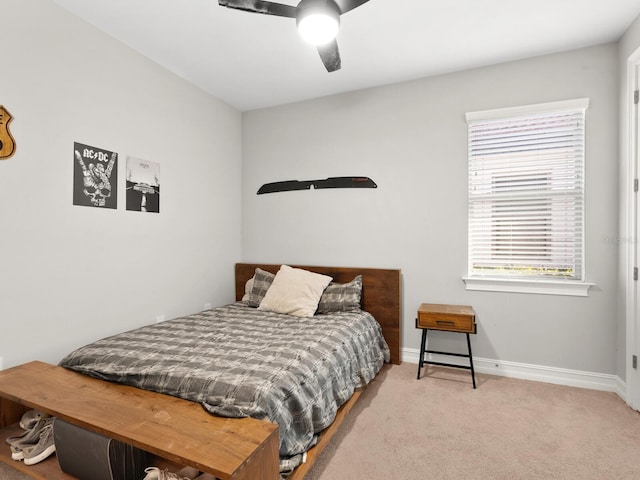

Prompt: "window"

[464,98,591,296]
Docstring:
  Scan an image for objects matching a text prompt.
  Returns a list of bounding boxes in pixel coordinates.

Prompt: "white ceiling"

[51,0,640,111]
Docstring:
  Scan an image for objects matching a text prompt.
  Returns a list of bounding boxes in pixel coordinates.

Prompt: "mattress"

[59,302,390,468]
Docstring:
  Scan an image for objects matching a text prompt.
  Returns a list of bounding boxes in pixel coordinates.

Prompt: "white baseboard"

[403,348,625,397]
[614,375,627,402]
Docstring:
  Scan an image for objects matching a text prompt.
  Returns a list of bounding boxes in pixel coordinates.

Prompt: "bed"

[0,263,401,480]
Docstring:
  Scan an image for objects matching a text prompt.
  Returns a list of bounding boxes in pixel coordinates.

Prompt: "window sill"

[462,277,594,297]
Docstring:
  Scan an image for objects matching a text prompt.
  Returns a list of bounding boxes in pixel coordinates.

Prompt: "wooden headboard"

[235,263,401,365]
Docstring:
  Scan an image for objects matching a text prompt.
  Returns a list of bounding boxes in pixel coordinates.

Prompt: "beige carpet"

[2,363,640,479]
[304,363,640,480]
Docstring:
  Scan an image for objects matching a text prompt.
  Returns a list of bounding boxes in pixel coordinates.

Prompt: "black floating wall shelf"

[257,176,377,194]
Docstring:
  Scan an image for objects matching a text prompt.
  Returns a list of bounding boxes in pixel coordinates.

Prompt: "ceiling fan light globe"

[297,13,340,45]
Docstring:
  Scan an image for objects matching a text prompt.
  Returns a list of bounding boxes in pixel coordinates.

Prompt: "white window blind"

[466,98,588,281]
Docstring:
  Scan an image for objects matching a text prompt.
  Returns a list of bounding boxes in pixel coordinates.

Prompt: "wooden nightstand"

[416,303,477,388]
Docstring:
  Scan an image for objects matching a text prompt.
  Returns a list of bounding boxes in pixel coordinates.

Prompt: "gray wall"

[0,0,242,369]
[242,43,620,376]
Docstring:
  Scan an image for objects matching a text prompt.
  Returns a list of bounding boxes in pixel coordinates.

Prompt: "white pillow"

[258,265,332,317]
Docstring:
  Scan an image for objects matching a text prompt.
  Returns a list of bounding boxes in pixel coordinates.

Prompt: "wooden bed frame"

[0,263,401,480]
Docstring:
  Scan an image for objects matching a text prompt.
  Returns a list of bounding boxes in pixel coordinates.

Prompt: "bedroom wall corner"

[0,0,242,369]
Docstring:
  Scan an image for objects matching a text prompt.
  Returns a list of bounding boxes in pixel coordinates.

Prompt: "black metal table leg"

[466,332,476,389]
[417,328,428,379]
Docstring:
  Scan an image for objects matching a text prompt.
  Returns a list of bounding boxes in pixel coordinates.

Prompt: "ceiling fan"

[218,0,370,72]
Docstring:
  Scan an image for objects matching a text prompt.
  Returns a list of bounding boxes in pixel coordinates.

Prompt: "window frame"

[463,98,593,296]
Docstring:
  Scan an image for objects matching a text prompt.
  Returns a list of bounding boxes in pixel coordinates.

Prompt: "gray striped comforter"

[59,302,390,464]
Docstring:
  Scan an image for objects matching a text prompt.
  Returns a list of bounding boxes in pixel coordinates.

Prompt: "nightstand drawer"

[417,304,475,333]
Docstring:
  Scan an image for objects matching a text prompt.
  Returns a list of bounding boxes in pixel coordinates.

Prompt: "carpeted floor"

[304,363,640,480]
[2,363,640,479]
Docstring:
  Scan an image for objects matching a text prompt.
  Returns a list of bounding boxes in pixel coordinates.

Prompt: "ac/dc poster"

[126,156,160,213]
[73,142,118,209]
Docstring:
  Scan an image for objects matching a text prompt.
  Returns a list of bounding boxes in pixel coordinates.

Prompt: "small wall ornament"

[0,105,16,160]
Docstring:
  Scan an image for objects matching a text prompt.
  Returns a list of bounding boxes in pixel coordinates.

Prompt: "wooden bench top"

[0,361,279,480]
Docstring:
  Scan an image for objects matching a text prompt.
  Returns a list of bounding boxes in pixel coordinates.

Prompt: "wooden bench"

[0,361,279,480]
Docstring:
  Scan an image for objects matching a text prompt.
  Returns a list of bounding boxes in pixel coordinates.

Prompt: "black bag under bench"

[53,418,148,480]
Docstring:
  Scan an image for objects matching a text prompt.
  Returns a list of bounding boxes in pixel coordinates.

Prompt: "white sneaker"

[5,412,46,447]
[7,417,54,461]
[142,467,197,480]
[22,423,56,465]
[19,410,44,431]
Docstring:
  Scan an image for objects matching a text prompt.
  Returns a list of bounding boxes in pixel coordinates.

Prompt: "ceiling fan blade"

[218,0,297,18]
[333,0,370,14]
[317,40,341,72]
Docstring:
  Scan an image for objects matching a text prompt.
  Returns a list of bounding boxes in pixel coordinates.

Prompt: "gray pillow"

[245,268,275,307]
[316,275,363,314]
